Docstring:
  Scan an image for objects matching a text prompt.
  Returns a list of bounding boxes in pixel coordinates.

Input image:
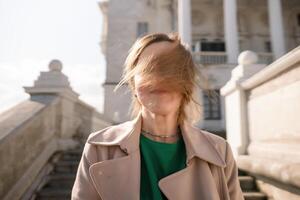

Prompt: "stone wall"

[222,47,300,199]
[0,97,59,200]
[0,60,113,200]
[240,48,300,199]
[247,62,300,160]
[0,95,112,200]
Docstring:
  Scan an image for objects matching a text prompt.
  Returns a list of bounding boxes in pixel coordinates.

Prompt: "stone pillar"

[223,0,239,64]
[267,0,286,59]
[220,51,266,157]
[178,0,192,47]
[99,0,109,55]
[24,59,80,139]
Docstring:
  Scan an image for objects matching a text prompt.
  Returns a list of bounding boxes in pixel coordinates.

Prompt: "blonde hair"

[114,32,218,126]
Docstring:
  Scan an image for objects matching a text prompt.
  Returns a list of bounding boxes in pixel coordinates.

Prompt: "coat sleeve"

[71,141,102,200]
[224,141,245,200]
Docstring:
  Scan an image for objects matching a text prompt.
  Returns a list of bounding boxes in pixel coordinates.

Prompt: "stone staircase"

[239,170,268,200]
[33,147,82,200]
[31,146,268,200]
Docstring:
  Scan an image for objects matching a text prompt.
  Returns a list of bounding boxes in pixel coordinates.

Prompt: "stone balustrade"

[221,47,300,199]
[192,51,273,65]
[0,60,112,200]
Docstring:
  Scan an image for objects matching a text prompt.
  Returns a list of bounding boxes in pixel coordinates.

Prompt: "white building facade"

[99,0,300,135]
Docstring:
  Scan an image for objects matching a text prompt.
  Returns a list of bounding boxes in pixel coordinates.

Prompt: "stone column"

[268,0,286,59]
[99,0,108,55]
[178,0,192,47]
[224,0,239,64]
[220,51,266,157]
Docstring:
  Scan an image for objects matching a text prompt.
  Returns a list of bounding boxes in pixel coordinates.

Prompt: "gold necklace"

[141,126,180,138]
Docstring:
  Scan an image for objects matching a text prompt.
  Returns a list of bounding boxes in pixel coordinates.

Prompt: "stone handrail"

[0,96,60,200]
[0,95,113,200]
[237,155,300,193]
[222,47,300,198]
[0,60,113,200]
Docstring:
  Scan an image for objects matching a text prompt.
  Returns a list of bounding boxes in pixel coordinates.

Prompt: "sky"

[0,0,106,113]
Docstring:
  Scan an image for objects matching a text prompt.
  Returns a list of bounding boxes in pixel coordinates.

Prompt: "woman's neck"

[141,108,180,142]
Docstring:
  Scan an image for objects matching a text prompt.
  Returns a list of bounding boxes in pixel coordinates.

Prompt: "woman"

[71,32,244,200]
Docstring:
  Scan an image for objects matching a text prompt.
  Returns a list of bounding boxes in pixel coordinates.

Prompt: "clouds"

[0,59,106,113]
[63,62,106,113]
[0,0,106,114]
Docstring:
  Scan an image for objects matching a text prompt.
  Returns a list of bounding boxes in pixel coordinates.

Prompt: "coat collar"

[87,110,226,167]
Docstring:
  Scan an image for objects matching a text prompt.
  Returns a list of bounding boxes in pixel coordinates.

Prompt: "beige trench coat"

[71,111,244,200]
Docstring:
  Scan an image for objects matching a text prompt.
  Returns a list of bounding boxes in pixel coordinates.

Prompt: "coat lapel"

[158,159,222,200]
[89,151,141,200]
[87,110,227,200]
[88,111,143,200]
[157,118,227,200]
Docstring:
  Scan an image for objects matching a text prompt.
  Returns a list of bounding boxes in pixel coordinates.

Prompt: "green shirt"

[139,132,187,200]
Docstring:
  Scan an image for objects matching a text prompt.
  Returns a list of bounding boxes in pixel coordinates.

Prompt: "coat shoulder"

[86,120,133,145]
[200,129,226,144]
[81,121,132,164]
[199,129,228,160]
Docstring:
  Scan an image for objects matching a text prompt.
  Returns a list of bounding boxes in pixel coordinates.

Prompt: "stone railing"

[192,51,273,65]
[221,47,300,199]
[192,51,227,65]
[0,60,113,200]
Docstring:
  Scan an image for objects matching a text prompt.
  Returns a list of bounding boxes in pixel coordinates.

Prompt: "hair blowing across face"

[114,32,218,126]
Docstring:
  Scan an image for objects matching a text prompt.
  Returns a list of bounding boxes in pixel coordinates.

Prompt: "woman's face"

[133,41,183,116]
[134,74,183,116]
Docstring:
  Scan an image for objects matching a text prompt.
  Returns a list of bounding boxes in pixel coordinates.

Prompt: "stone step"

[32,148,83,200]
[36,188,70,200]
[239,175,256,191]
[60,153,81,162]
[243,192,268,200]
[239,169,248,176]
[54,160,79,173]
[44,173,76,189]
[59,154,81,162]
[64,148,84,155]
[60,149,83,161]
